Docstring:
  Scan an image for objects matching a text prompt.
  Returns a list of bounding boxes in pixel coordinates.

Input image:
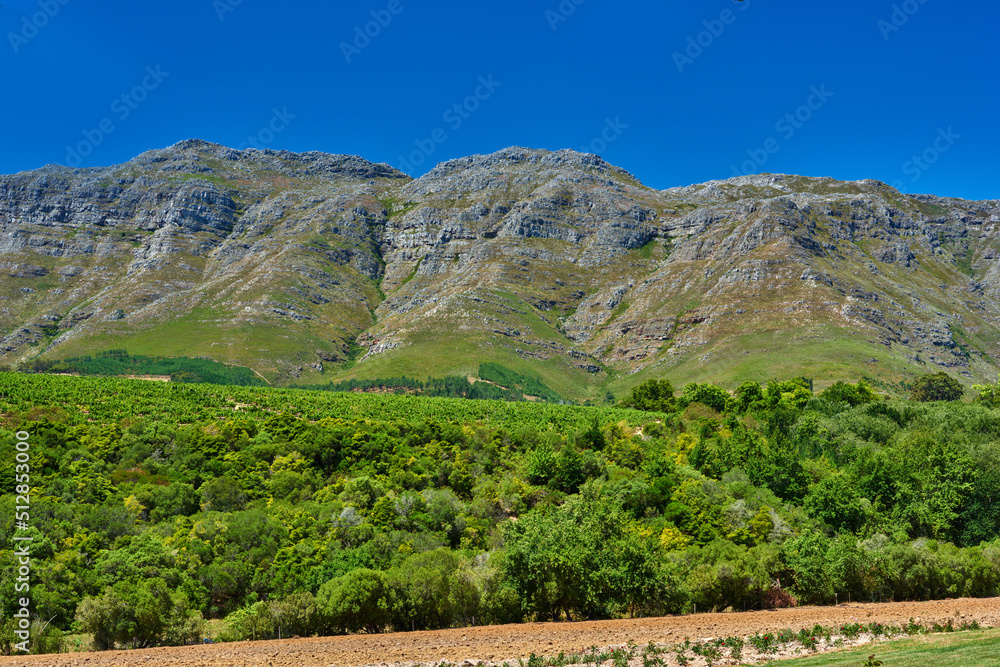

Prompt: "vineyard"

[2,372,1000,656]
[0,372,644,430]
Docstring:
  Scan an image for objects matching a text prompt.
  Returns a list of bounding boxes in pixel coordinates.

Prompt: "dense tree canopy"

[2,372,1000,654]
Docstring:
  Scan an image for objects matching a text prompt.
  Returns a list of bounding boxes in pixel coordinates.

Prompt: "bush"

[75,579,204,649]
[387,548,468,631]
[0,616,64,655]
[761,587,797,609]
[525,442,557,486]
[316,569,391,634]
[200,476,247,512]
[731,381,765,414]
[910,372,964,402]
[619,379,676,412]
[820,381,878,407]
[678,383,729,413]
[220,601,276,642]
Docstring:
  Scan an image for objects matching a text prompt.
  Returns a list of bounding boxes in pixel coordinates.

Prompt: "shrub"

[271,591,321,638]
[761,587,797,609]
[619,379,676,412]
[75,579,204,649]
[679,383,728,413]
[910,372,964,402]
[0,616,64,655]
[317,569,391,634]
[199,476,247,512]
[820,381,878,407]
[220,601,275,642]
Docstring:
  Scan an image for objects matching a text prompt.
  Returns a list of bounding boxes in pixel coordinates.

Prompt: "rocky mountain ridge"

[2,140,998,399]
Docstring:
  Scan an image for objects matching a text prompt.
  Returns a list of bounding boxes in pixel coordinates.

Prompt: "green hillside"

[2,372,1000,653]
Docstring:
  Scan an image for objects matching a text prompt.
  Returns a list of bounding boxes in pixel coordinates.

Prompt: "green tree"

[820,380,878,407]
[340,476,387,510]
[554,445,586,493]
[678,382,729,413]
[525,441,557,486]
[714,426,807,500]
[136,482,199,522]
[271,591,321,638]
[387,548,465,631]
[783,532,833,605]
[685,540,774,612]
[619,379,676,412]
[958,466,1000,546]
[910,372,964,402]
[803,474,869,534]
[199,476,247,512]
[972,380,1000,407]
[475,553,523,625]
[502,486,660,620]
[316,569,391,634]
[75,579,203,649]
[577,416,606,450]
[731,381,764,414]
[221,600,275,641]
[370,495,397,527]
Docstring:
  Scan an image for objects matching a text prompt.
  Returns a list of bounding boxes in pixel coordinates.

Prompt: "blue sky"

[2,0,997,199]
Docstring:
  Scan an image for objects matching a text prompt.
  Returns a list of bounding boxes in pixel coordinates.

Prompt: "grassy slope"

[338,281,615,402]
[768,629,1000,667]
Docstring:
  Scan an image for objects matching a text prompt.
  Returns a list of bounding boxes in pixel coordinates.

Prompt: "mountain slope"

[1,141,998,397]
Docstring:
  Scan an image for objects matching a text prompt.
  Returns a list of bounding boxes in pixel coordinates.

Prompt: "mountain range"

[2,140,998,401]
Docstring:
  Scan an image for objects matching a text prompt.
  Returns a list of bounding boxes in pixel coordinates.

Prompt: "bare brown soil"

[121,375,171,382]
[7,597,1000,667]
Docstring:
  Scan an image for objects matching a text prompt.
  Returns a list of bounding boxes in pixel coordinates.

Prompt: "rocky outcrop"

[1,142,999,392]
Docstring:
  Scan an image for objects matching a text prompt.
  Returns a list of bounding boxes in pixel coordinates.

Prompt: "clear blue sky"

[2,0,997,199]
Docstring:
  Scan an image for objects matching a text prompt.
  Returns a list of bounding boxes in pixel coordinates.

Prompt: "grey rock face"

[1,141,999,390]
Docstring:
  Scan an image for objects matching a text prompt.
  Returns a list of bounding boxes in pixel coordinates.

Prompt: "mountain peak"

[1,144,998,396]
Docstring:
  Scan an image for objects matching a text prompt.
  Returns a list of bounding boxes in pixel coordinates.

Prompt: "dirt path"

[7,597,1000,667]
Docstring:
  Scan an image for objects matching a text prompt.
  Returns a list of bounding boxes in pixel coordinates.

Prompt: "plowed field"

[6,597,999,667]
